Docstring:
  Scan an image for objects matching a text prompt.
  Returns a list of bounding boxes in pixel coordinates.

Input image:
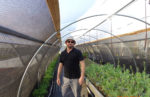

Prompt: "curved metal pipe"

[100,43,116,65]
[75,29,137,68]
[10,44,25,66]
[55,27,137,67]
[74,37,98,61]
[76,35,114,65]
[17,31,58,97]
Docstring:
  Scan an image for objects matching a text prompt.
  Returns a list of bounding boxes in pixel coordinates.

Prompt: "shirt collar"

[65,47,75,53]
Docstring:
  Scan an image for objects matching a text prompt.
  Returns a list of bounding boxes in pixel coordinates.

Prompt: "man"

[57,37,85,97]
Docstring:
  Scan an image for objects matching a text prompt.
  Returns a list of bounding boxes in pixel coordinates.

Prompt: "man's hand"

[79,76,84,86]
[79,60,85,86]
[57,63,63,86]
[57,78,61,86]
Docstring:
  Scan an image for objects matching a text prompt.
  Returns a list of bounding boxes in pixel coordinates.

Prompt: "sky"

[59,0,96,27]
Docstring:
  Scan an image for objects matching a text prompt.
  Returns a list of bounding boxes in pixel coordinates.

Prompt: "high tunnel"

[0,0,150,97]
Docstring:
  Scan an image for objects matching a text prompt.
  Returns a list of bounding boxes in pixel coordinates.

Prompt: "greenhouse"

[0,0,150,97]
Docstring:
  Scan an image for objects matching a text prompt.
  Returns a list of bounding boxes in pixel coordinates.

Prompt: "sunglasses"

[67,40,75,43]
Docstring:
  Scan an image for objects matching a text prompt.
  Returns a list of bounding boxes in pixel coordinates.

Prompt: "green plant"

[32,55,58,97]
[85,61,150,97]
[83,52,88,58]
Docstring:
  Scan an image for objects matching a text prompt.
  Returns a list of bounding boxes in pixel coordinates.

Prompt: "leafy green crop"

[32,55,58,97]
[85,62,150,97]
[83,52,88,58]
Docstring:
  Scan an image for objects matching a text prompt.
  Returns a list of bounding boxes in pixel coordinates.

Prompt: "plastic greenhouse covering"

[60,0,150,73]
[0,0,150,97]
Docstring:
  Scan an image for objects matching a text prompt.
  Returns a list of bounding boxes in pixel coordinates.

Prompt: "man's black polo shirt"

[59,48,84,79]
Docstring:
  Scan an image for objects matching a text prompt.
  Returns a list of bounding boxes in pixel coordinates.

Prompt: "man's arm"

[57,62,63,86]
[79,60,85,85]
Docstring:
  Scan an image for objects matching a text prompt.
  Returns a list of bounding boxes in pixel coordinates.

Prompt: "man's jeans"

[61,77,81,97]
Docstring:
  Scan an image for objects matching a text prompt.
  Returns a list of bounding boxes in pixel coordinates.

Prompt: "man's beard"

[68,46,73,49]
